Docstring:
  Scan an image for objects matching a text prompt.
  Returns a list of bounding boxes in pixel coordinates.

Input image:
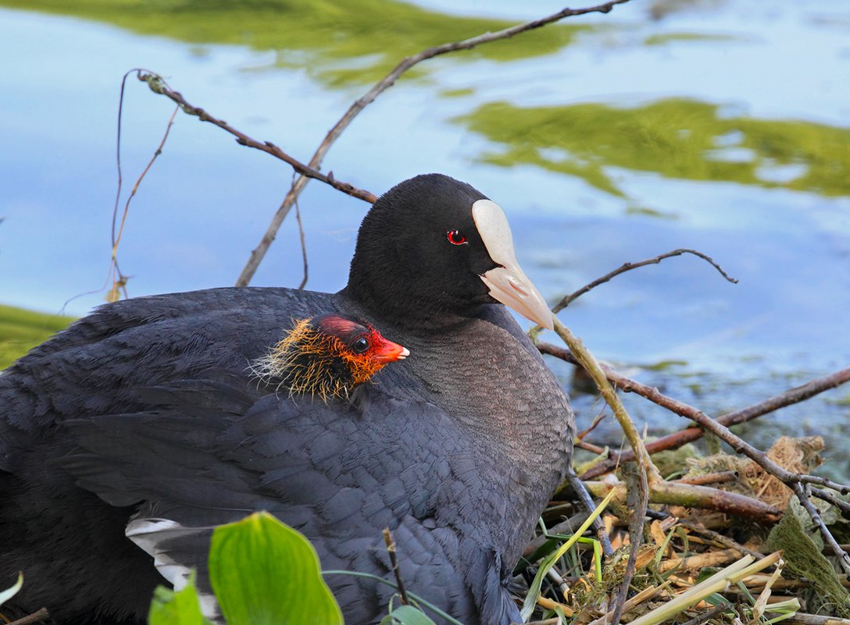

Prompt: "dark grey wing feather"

[54,374,484,624]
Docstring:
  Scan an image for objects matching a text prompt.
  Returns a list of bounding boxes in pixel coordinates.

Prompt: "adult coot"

[0,174,574,624]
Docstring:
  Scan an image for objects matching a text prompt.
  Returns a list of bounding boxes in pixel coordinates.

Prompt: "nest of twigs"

[517,436,850,625]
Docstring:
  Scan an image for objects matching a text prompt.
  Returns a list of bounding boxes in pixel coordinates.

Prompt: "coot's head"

[346,174,552,330]
[252,314,409,400]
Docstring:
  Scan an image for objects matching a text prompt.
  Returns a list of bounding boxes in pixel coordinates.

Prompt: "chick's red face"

[313,315,409,365]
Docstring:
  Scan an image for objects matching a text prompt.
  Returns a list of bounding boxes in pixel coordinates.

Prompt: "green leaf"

[209,511,343,625]
[380,604,438,625]
[0,573,23,607]
[148,572,212,625]
[520,490,616,622]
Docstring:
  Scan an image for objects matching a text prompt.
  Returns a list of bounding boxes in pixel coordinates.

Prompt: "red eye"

[447,230,467,246]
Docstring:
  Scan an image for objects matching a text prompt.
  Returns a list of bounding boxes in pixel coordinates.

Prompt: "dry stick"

[528,248,737,341]
[565,466,614,557]
[577,408,610,441]
[575,439,607,454]
[110,99,179,301]
[581,480,780,523]
[811,487,850,517]
[793,482,850,576]
[136,71,377,205]
[676,602,732,625]
[555,249,738,313]
[675,518,763,560]
[6,608,50,625]
[234,0,633,286]
[107,69,179,302]
[552,317,656,625]
[382,528,409,606]
[293,192,309,290]
[782,614,850,625]
[586,582,671,625]
[673,471,737,486]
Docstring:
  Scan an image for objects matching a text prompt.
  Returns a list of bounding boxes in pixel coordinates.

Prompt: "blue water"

[1,0,848,466]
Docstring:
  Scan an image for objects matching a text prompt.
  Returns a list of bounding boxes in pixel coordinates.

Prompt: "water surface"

[1,0,848,471]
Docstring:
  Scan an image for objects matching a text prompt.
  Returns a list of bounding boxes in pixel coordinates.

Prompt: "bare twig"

[677,602,732,625]
[811,487,850,517]
[575,439,608,454]
[675,518,764,560]
[581,480,781,523]
[109,73,179,301]
[6,608,50,625]
[577,408,610,441]
[293,191,309,290]
[586,582,671,625]
[555,248,736,315]
[234,0,632,286]
[382,528,410,606]
[781,614,850,625]
[136,71,377,204]
[551,317,655,625]
[528,248,737,340]
[566,466,614,557]
[673,471,738,486]
[793,483,850,576]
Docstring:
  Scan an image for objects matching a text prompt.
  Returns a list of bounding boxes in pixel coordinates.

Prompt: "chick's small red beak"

[371,337,410,365]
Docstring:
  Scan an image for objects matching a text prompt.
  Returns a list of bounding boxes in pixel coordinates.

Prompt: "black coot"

[0,174,574,624]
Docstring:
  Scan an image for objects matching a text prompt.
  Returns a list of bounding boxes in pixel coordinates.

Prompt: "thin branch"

[293,192,309,290]
[136,71,377,204]
[577,407,610,441]
[566,466,614,557]
[673,471,738,486]
[575,439,607,454]
[382,528,410,606]
[6,608,50,625]
[811,487,850,517]
[234,0,632,286]
[794,483,850,576]
[109,81,179,302]
[529,248,737,341]
[552,317,654,625]
[654,513,764,559]
[676,602,732,625]
[581,480,781,524]
[554,248,737,314]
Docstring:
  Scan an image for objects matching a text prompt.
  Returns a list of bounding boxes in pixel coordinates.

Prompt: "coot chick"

[0,173,573,625]
[251,314,409,400]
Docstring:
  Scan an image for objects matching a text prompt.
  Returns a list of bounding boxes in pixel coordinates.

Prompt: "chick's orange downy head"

[251,314,408,401]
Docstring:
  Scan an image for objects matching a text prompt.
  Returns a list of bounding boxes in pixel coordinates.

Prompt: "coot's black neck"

[341,277,488,332]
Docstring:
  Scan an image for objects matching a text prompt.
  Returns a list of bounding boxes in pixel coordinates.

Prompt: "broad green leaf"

[148,572,212,625]
[209,511,343,625]
[380,604,438,625]
[0,573,23,607]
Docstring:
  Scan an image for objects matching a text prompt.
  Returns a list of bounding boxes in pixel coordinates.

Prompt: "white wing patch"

[126,517,221,620]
